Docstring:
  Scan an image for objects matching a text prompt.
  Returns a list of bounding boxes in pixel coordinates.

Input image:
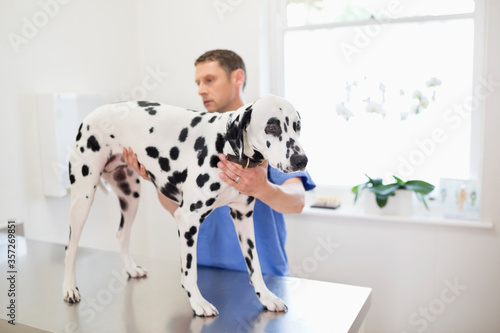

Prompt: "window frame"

[269,0,485,187]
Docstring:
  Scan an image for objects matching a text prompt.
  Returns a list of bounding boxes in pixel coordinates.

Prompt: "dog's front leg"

[175,209,219,317]
[229,199,287,312]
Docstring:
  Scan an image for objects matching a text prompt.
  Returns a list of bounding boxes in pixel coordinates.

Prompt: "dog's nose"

[291,154,308,170]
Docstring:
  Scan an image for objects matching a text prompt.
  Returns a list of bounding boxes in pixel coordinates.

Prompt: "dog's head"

[227,95,308,173]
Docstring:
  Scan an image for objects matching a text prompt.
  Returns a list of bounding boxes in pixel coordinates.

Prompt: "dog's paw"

[258,292,287,312]
[63,285,81,303]
[191,299,219,317]
[127,265,148,279]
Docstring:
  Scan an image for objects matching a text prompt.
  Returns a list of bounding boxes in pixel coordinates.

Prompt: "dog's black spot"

[146,146,159,158]
[119,214,124,230]
[184,226,198,246]
[245,211,253,218]
[76,123,83,141]
[199,209,213,223]
[69,162,76,184]
[230,209,243,221]
[126,168,134,177]
[119,197,128,211]
[194,137,208,166]
[145,107,157,115]
[133,192,140,198]
[187,291,191,298]
[119,182,131,195]
[209,115,217,123]
[247,196,255,205]
[210,182,221,191]
[110,134,115,139]
[170,147,179,160]
[245,257,254,275]
[190,201,203,212]
[159,157,170,172]
[179,128,188,142]
[149,127,154,134]
[210,155,220,168]
[284,123,288,133]
[206,198,215,206]
[247,239,255,249]
[138,101,161,107]
[136,178,140,184]
[113,167,127,182]
[266,141,271,148]
[80,147,85,153]
[87,135,101,152]
[191,116,202,127]
[196,173,210,188]
[186,254,193,269]
[160,183,180,203]
[81,165,89,177]
[256,292,261,298]
[194,136,205,151]
[168,169,188,185]
[285,116,290,126]
[248,248,253,260]
[293,121,298,132]
[215,133,225,154]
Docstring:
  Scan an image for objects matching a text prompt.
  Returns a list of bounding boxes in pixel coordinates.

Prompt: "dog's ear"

[226,105,253,159]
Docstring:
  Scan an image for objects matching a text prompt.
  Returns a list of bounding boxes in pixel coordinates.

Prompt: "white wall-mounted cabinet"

[36,93,104,197]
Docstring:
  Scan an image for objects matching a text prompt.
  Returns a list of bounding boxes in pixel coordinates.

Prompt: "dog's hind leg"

[102,164,147,278]
[229,198,287,312]
[63,167,101,303]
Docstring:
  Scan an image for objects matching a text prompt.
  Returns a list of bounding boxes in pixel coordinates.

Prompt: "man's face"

[195,60,239,113]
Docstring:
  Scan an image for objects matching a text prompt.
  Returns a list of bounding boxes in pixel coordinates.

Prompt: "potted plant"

[352,175,435,215]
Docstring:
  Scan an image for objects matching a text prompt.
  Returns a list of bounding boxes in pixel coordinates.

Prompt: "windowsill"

[301,205,493,229]
[300,186,493,229]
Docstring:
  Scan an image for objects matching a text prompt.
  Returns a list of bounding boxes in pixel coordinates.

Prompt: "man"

[123,49,315,276]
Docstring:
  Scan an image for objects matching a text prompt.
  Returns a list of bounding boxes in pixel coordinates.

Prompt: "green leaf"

[393,175,405,184]
[370,183,400,196]
[404,180,435,195]
[352,182,368,203]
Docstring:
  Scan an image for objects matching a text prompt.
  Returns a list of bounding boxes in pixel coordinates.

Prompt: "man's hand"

[217,154,270,198]
[122,147,151,181]
[217,154,306,214]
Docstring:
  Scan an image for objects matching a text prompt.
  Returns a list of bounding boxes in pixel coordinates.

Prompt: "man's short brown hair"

[195,49,246,89]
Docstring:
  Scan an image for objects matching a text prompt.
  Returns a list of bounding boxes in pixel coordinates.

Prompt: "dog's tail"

[97,177,112,194]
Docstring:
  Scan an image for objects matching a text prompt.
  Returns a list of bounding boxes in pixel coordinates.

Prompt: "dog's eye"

[265,124,281,137]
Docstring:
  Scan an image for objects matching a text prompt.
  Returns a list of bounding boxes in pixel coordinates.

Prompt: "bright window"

[284,0,475,187]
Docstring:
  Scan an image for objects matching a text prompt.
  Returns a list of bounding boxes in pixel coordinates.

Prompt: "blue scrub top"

[196,166,316,276]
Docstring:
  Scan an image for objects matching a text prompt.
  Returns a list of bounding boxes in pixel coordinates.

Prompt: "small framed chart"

[439,178,479,219]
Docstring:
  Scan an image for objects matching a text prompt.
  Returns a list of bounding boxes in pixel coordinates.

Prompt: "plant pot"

[364,189,413,216]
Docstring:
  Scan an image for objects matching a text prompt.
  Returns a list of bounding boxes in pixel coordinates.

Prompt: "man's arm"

[217,154,306,214]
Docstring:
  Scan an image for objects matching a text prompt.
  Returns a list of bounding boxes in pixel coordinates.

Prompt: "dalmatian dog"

[62,94,308,316]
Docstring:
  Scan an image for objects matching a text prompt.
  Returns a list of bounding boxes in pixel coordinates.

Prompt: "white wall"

[1,0,499,332]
